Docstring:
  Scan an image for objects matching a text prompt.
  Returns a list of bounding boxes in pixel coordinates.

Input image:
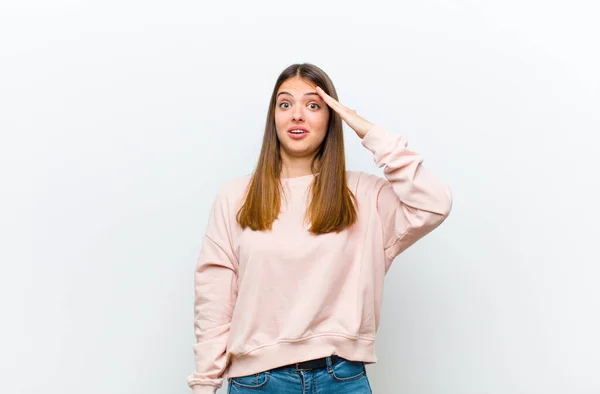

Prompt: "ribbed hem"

[227,333,377,378]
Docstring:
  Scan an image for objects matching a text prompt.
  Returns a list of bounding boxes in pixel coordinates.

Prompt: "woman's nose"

[292,108,304,121]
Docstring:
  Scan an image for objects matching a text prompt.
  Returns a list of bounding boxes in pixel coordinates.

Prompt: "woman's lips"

[288,130,309,140]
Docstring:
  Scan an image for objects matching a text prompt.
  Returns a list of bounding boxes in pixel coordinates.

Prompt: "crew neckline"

[281,172,319,188]
[280,172,319,180]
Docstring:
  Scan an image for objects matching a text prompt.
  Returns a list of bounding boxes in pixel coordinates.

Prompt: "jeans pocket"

[229,371,270,389]
[328,358,366,382]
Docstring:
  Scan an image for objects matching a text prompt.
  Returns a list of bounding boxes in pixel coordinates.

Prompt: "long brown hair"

[236,63,358,235]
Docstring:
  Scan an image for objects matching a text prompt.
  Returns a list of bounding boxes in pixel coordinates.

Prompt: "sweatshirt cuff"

[361,124,407,156]
[192,384,219,394]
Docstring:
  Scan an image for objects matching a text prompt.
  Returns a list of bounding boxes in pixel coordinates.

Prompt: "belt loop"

[326,355,334,372]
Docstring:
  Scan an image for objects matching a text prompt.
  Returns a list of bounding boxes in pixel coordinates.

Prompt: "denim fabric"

[227,356,372,393]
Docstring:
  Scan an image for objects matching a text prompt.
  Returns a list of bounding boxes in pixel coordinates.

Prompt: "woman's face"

[274,77,329,160]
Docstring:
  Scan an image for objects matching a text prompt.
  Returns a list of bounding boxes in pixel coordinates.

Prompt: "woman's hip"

[227,355,372,393]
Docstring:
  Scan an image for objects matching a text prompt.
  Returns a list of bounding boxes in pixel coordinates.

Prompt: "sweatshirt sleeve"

[360,124,453,264]
[186,188,239,394]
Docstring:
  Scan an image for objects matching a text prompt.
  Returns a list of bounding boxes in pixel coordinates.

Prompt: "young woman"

[186,63,453,394]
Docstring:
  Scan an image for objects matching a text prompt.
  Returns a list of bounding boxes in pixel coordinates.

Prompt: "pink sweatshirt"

[186,124,453,394]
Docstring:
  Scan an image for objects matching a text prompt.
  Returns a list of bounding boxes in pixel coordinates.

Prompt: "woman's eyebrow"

[277,91,320,99]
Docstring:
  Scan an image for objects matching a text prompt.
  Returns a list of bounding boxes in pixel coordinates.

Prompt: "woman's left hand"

[315,86,375,139]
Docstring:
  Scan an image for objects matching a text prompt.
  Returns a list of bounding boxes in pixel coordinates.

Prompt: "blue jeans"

[227,356,372,393]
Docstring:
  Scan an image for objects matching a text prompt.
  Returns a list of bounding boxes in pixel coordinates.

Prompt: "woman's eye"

[278,102,320,109]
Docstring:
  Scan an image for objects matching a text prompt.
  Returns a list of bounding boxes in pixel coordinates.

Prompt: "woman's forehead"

[279,77,316,91]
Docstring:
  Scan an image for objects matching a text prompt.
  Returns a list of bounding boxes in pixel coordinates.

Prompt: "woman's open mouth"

[288,128,309,140]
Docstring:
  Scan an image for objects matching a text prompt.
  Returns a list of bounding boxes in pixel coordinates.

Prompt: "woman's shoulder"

[215,173,252,201]
[346,170,387,195]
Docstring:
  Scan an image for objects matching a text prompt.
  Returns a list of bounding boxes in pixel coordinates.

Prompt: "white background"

[2,1,599,393]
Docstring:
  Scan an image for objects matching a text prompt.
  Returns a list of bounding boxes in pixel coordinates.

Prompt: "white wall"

[2,1,599,393]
